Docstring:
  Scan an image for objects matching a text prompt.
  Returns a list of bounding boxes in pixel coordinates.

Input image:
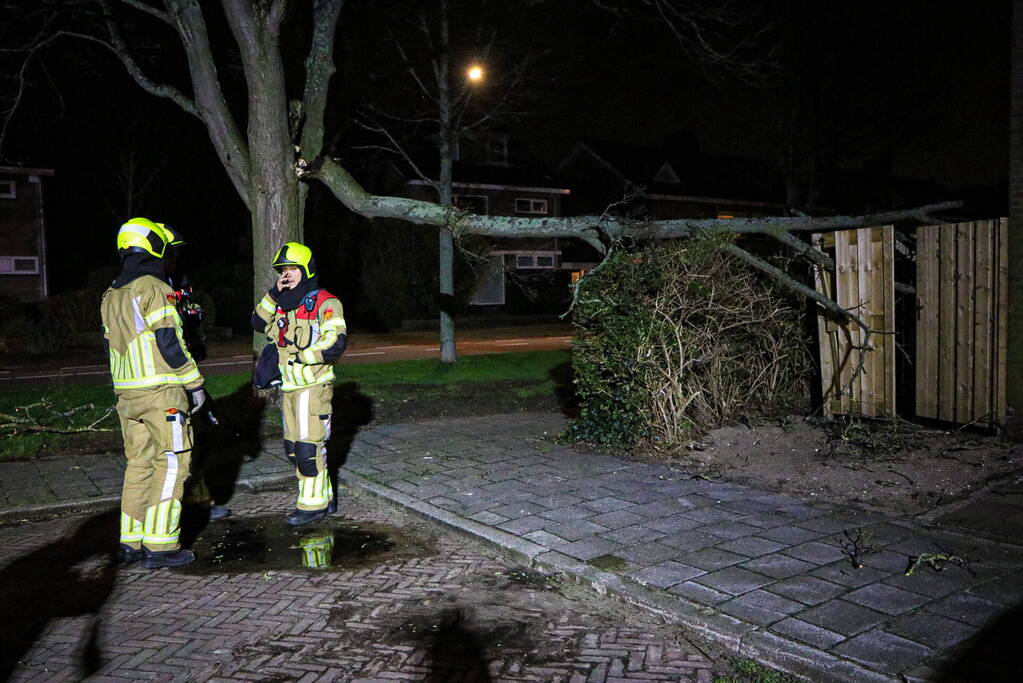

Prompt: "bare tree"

[351,0,545,362]
[0,0,957,351]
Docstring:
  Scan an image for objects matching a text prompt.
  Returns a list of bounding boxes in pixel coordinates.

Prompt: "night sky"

[0,0,1011,297]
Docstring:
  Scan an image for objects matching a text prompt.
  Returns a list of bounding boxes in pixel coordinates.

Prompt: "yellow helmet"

[117,217,176,258]
[272,242,316,278]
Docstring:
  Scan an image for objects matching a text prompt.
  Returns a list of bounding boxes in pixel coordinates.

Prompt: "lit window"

[515,198,548,215]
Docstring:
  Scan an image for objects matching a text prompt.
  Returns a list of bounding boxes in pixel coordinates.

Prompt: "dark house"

[373,131,577,315]
[0,166,53,303]
[554,140,788,219]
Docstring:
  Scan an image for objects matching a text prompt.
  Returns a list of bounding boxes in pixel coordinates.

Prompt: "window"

[510,251,558,269]
[0,256,39,274]
[470,255,505,305]
[515,198,548,215]
[453,194,488,214]
[0,180,15,199]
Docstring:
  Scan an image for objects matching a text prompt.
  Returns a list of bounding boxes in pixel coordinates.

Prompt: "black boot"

[118,543,142,564]
[141,548,196,569]
[209,505,232,520]
[327,499,337,514]
[287,508,327,527]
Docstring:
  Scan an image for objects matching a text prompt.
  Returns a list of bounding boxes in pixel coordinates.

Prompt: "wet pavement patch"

[182,514,432,574]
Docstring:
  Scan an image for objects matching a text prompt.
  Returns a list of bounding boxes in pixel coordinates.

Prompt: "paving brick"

[755,526,824,545]
[797,599,887,637]
[809,563,888,588]
[547,519,612,542]
[693,566,773,596]
[657,531,723,552]
[589,510,646,530]
[667,581,731,606]
[676,548,748,571]
[781,540,847,566]
[923,592,1006,627]
[739,554,817,580]
[716,536,787,558]
[696,521,762,540]
[888,612,977,649]
[769,618,846,649]
[718,590,804,627]
[602,525,667,546]
[615,543,680,566]
[559,537,624,561]
[843,583,931,615]
[831,629,934,674]
[766,576,848,605]
[581,497,636,514]
[627,561,706,588]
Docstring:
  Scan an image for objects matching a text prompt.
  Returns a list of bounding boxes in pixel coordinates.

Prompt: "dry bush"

[638,245,809,447]
[569,240,809,449]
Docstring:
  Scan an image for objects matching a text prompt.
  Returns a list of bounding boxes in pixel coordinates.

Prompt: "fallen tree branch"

[300,156,962,246]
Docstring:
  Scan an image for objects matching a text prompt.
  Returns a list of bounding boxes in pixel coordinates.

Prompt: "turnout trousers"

[282,382,334,511]
[116,385,192,552]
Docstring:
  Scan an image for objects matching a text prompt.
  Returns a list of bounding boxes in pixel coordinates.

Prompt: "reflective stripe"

[258,295,276,314]
[298,390,309,440]
[120,513,143,543]
[140,331,157,376]
[170,414,184,453]
[281,371,333,392]
[145,305,176,326]
[131,296,146,333]
[112,367,201,390]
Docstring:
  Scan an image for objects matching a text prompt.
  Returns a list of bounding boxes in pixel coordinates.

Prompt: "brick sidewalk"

[1,490,725,682]
[3,412,1023,681]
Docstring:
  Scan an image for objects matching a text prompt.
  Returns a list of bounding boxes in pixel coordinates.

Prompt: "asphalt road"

[0,326,572,389]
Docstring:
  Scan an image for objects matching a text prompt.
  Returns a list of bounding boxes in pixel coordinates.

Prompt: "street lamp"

[467,64,484,83]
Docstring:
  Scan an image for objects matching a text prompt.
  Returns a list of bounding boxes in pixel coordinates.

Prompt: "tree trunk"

[222,0,302,350]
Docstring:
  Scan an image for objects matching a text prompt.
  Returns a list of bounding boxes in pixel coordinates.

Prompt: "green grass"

[713,659,801,683]
[0,350,571,460]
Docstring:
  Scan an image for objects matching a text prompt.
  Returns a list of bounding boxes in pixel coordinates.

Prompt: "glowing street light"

[467,64,484,82]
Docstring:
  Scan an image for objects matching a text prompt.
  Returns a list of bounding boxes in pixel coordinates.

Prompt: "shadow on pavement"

[326,382,374,507]
[425,608,493,682]
[181,385,266,548]
[936,600,1023,682]
[0,509,119,681]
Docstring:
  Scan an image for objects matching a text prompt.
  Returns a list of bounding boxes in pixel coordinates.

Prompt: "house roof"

[0,165,54,176]
[555,140,787,207]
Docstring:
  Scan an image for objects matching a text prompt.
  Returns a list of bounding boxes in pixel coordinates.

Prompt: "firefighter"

[101,217,206,568]
[251,242,347,526]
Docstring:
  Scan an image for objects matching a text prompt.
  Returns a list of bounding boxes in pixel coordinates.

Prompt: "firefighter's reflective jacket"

[252,289,347,392]
[101,275,204,392]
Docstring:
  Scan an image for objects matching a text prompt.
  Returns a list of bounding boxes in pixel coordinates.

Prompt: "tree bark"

[222,0,302,345]
[437,0,457,363]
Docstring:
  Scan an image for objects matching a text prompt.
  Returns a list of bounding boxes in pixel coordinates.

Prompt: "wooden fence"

[915,219,1008,427]
[813,226,896,417]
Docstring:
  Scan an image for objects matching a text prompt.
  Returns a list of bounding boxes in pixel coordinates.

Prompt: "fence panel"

[813,226,895,417]
[915,218,1008,427]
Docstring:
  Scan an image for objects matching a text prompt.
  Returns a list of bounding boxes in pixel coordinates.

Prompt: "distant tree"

[351,0,546,361]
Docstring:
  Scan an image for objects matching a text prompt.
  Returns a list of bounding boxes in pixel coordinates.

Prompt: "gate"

[915,219,1008,427]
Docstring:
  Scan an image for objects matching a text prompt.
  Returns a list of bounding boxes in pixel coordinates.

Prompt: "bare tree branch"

[119,0,171,25]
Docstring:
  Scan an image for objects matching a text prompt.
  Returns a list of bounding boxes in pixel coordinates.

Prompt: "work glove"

[187,386,208,414]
